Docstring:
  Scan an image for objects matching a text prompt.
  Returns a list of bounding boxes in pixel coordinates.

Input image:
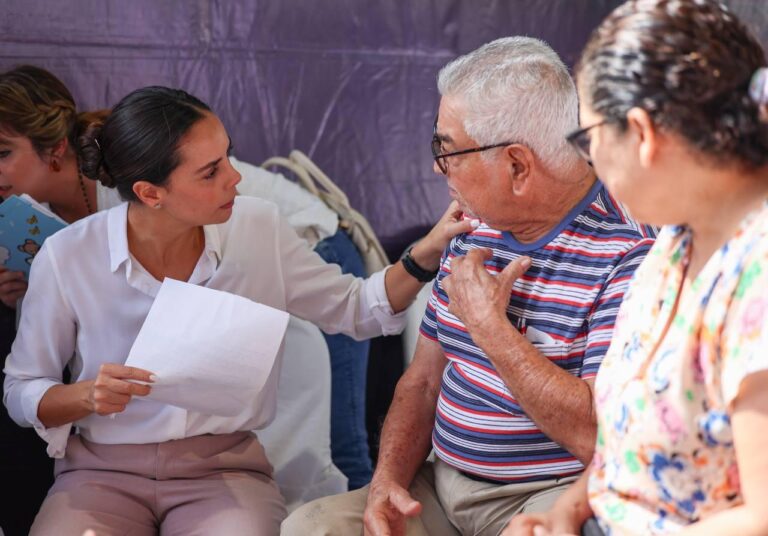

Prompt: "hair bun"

[77,121,116,188]
[749,67,768,105]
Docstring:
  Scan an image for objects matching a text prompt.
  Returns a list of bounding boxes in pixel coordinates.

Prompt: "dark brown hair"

[0,65,108,153]
[577,0,768,169]
[77,86,211,201]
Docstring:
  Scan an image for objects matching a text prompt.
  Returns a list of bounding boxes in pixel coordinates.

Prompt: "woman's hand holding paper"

[87,363,155,416]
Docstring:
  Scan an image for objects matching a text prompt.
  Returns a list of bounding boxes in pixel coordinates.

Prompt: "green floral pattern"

[588,205,768,535]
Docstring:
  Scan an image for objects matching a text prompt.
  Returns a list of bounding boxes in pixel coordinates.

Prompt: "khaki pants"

[282,457,577,536]
[31,432,286,536]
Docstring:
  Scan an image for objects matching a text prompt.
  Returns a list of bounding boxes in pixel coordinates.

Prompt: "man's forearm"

[373,372,440,486]
[473,318,597,463]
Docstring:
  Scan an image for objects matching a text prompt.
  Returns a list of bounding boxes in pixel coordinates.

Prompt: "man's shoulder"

[443,227,523,267]
[572,187,657,247]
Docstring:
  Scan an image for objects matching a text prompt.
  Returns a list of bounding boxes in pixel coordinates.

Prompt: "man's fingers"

[389,488,421,517]
[364,511,393,536]
[498,255,531,291]
[444,249,494,295]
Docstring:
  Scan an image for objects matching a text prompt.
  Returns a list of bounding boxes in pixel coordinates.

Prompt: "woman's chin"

[622,203,679,228]
[213,208,235,224]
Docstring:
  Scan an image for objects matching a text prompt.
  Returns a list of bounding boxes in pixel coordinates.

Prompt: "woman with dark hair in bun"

[0,65,408,515]
[2,85,469,535]
[506,1,768,535]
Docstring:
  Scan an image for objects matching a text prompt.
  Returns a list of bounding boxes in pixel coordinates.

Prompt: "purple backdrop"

[1,0,766,256]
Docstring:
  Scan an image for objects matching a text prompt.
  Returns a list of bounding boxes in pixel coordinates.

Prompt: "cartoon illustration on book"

[0,195,66,278]
[18,239,42,265]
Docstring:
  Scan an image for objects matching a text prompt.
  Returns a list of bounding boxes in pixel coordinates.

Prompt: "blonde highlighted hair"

[0,65,108,152]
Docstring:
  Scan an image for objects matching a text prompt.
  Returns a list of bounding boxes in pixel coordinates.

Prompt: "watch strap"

[401,246,439,282]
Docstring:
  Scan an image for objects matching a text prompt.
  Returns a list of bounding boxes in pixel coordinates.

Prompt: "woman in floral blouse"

[505,1,768,535]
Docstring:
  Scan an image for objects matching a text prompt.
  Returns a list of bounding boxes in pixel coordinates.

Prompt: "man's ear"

[626,107,658,168]
[506,144,534,195]
[132,180,165,209]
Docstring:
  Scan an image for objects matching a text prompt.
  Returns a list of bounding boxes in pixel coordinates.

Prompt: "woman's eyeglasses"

[565,120,609,164]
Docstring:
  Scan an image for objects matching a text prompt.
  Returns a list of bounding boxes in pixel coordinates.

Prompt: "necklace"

[77,168,94,215]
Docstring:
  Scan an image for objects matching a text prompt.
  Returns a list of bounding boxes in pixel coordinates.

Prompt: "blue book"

[0,194,67,278]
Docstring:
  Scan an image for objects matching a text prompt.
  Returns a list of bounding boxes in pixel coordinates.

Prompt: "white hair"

[437,36,581,177]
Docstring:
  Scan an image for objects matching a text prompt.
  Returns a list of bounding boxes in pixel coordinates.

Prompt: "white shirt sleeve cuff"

[365,265,409,336]
[20,379,72,459]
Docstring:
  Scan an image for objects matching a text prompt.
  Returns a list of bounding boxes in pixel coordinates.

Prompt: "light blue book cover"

[0,195,67,278]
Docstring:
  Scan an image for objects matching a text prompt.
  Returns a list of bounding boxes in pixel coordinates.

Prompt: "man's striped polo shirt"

[420,181,656,483]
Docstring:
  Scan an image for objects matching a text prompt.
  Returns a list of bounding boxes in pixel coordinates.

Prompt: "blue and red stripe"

[420,183,655,482]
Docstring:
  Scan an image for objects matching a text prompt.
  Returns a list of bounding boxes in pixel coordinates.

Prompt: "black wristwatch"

[401,246,439,282]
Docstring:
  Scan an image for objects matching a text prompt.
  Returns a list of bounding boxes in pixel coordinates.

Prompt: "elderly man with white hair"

[282,37,655,536]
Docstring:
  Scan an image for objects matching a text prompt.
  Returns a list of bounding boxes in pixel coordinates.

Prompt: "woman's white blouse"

[3,197,404,458]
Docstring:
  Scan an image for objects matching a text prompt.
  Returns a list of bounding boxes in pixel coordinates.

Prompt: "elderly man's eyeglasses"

[431,116,515,175]
[565,120,609,164]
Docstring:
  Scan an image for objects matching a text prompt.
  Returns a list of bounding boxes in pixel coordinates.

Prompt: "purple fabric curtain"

[2,0,766,255]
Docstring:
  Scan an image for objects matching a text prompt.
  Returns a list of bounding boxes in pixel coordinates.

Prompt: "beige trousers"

[31,432,286,536]
[282,457,577,536]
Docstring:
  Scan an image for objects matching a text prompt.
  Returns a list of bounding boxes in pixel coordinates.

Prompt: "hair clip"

[93,137,101,150]
[749,67,768,105]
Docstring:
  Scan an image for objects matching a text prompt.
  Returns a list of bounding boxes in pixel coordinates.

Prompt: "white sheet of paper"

[125,278,289,416]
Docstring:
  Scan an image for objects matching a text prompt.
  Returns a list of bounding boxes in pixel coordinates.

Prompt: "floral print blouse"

[588,203,768,534]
